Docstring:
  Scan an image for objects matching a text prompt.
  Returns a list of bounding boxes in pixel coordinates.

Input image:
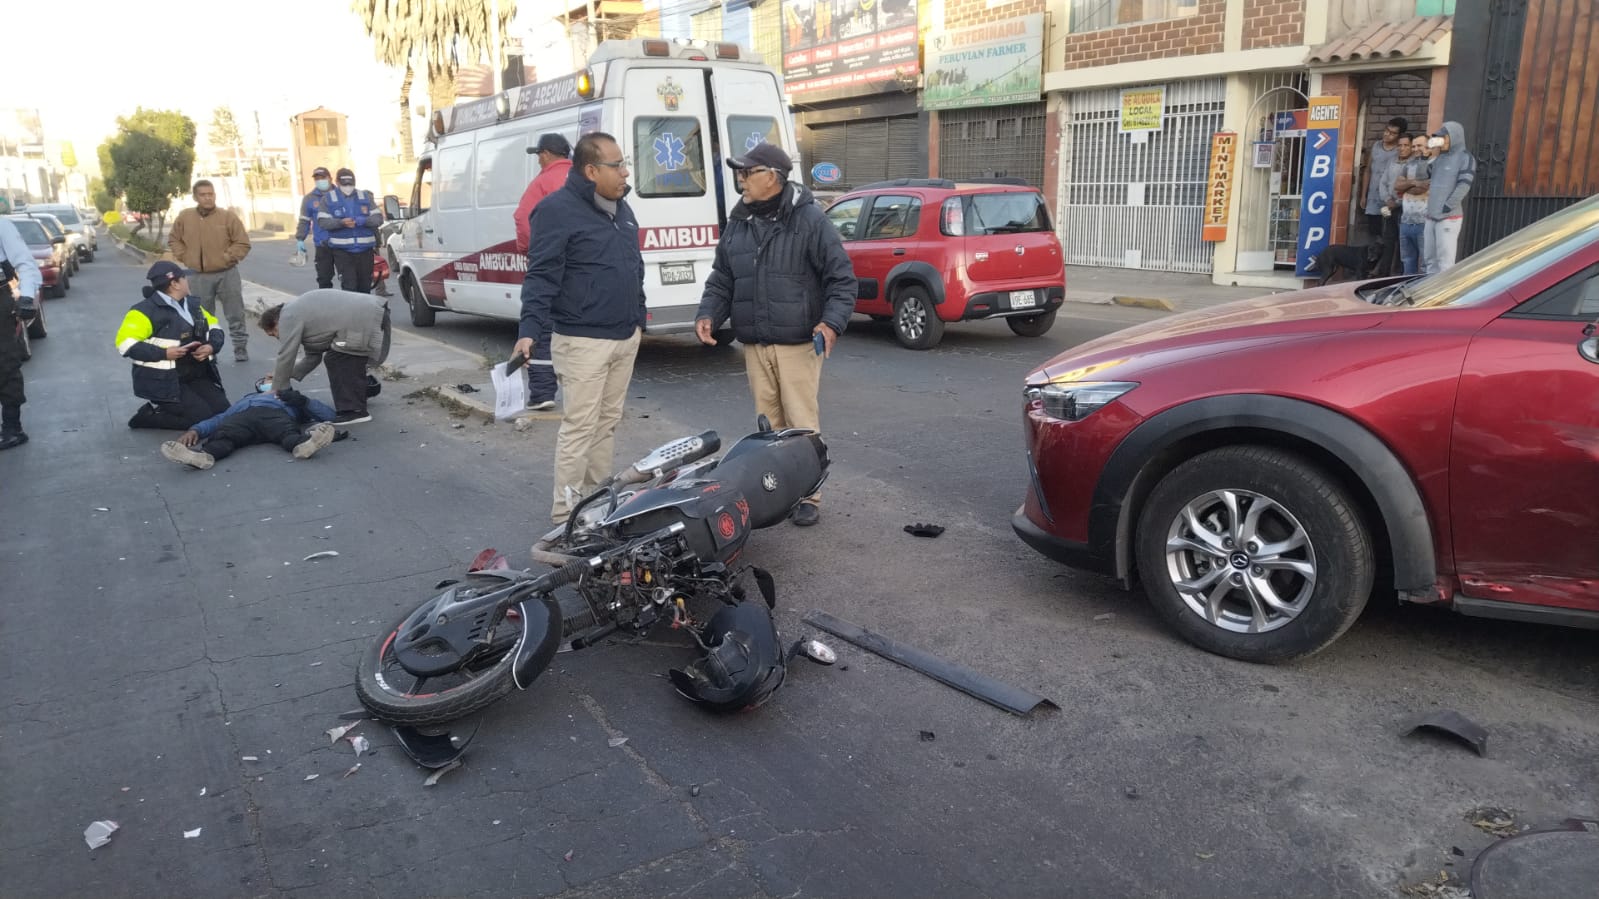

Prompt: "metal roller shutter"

[886,115,928,181]
[844,119,890,189]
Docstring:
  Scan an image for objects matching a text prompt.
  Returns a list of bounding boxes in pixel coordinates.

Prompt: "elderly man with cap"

[115,260,230,430]
[295,166,338,289]
[168,179,252,361]
[316,168,384,294]
[694,142,856,527]
[511,133,574,411]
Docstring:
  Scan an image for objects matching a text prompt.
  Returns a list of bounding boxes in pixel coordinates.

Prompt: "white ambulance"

[383,39,797,334]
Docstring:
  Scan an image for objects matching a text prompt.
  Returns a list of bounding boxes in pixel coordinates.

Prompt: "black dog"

[1307,242,1384,285]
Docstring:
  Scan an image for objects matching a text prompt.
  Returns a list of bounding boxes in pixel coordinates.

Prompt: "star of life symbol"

[744,132,765,152]
[654,133,687,171]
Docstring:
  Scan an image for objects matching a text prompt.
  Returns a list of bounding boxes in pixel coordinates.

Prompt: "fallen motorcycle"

[355,417,829,726]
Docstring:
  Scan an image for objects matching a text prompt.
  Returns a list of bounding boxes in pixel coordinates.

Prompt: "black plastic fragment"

[1405,709,1490,757]
[903,523,945,538]
[392,718,482,769]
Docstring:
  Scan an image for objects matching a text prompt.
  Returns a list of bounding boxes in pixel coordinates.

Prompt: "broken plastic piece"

[423,759,462,786]
[468,548,509,572]
[197,787,206,797]
[1405,709,1489,757]
[326,723,359,744]
[94,507,109,512]
[903,523,945,538]
[241,756,260,762]
[608,737,629,748]
[302,551,340,562]
[348,735,371,755]
[304,774,319,782]
[798,639,837,665]
[183,828,202,839]
[393,720,479,769]
[454,383,479,393]
[84,820,119,849]
[343,764,362,778]
[563,849,574,862]
[918,730,936,742]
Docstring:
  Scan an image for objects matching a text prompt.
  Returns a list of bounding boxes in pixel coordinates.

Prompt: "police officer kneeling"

[116,261,230,430]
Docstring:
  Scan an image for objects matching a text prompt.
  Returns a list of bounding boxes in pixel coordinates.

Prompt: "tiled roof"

[1307,15,1453,65]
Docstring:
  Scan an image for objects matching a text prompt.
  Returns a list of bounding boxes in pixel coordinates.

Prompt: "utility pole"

[489,0,503,96]
[586,0,598,54]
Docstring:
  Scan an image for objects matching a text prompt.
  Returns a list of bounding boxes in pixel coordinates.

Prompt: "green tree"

[89,177,116,214]
[98,107,198,242]
[209,106,243,175]
[351,0,518,162]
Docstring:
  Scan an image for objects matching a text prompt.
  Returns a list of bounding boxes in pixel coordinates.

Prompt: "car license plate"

[659,262,696,286]
[1010,290,1037,309]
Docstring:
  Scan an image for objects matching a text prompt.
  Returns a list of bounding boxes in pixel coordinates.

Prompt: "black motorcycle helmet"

[669,600,786,713]
[366,373,382,398]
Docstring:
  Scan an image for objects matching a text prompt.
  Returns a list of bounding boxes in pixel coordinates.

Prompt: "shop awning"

[1306,15,1453,69]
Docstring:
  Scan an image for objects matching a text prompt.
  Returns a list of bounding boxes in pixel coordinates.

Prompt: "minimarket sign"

[923,14,1045,110]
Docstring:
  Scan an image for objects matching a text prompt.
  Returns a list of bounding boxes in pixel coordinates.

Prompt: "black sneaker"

[789,501,820,527]
[332,412,372,424]
[0,431,28,451]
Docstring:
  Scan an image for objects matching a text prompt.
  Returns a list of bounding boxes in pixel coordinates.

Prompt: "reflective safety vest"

[115,295,224,404]
[320,189,378,252]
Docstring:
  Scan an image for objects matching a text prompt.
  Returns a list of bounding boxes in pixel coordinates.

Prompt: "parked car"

[31,203,97,261]
[5,215,70,298]
[19,212,79,275]
[823,178,1065,349]
[1014,194,1599,663]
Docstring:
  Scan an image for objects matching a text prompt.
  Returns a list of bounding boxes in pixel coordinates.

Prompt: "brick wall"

[943,0,1048,31]
[1242,0,1305,50]
[1362,72,1432,142]
[1060,0,1226,69]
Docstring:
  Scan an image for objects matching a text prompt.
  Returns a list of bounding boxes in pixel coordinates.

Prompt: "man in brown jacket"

[169,180,252,361]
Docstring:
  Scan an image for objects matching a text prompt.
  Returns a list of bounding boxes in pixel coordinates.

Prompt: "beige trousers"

[549,329,641,522]
[744,341,824,503]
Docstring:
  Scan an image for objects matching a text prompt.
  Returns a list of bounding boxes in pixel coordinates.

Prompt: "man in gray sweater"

[259,290,391,424]
[1417,121,1477,274]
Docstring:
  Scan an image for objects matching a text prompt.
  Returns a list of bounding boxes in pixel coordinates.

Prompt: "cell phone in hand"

[813,331,826,356]
[182,341,203,352]
[504,351,528,375]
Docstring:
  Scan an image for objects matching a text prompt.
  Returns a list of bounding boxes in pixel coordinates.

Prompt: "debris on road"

[454,383,479,393]
[84,820,119,849]
[1093,613,1116,621]
[93,507,109,512]
[1399,870,1468,898]
[343,764,362,778]
[1124,786,1141,800]
[348,735,371,756]
[197,787,206,797]
[903,523,945,538]
[304,774,319,782]
[423,760,463,787]
[918,730,936,742]
[302,551,340,562]
[690,784,702,797]
[327,723,359,744]
[608,737,629,748]
[1406,710,1489,757]
[564,849,574,862]
[803,610,1059,717]
[1467,807,1519,838]
[241,756,259,762]
[1195,851,1215,860]
[183,828,202,839]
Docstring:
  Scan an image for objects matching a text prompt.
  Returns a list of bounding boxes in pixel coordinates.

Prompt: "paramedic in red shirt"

[513,133,573,411]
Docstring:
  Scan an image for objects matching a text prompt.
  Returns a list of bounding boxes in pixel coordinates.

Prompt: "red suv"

[1014,194,1599,662]
[825,179,1065,349]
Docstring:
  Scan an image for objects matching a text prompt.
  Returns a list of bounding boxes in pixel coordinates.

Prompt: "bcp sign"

[1295,96,1342,278]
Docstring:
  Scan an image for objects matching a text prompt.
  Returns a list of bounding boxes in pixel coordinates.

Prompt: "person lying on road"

[161,377,342,470]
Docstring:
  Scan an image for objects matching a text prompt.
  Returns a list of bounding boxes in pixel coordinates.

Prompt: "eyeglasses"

[734,166,775,179]
[593,157,631,170]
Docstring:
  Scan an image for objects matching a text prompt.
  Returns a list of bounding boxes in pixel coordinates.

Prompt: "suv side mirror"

[1580,335,1599,365]
[383,195,403,220]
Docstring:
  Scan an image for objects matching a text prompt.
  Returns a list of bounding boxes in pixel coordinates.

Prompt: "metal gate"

[807,116,926,191]
[1060,78,1226,273]
[937,102,1048,188]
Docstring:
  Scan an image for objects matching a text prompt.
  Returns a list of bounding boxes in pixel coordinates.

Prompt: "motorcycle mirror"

[795,638,837,666]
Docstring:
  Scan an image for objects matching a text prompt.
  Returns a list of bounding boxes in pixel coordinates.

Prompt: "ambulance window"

[634,117,706,198]
[435,145,473,210]
[727,116,780,157]
[412,159,433,214]
[477,132,529,207]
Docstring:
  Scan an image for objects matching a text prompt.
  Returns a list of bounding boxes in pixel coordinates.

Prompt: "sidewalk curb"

[1112,295,1178,312]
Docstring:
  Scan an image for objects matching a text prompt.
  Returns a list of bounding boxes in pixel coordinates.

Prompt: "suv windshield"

[9,219,48,245]
[1401,194,1599,308]
[31,216,63,240]
[43,206,80,225]
[966,192,1050,235]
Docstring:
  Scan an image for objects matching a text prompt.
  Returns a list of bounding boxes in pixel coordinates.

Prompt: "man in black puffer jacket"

[695,143,856,527]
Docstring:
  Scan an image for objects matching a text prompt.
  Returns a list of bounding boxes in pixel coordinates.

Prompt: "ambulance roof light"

[715,43,739,60]
[642,39,670,57]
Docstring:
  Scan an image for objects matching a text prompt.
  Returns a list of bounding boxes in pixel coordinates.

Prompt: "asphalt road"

[4,247,1596,898]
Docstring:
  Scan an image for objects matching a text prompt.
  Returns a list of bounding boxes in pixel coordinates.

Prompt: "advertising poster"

[1202,132,1238,242]
[1295,96,1343,278]
[781,0,921,97]
[923,15,1044,110]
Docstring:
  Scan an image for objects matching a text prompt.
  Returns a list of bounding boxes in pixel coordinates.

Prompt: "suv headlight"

[1025,381,1138,421]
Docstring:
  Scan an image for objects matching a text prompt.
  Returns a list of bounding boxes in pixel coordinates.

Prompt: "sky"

[8,0,577,177]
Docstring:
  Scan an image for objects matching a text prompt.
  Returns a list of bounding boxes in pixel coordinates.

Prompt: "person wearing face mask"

[295,166,338,289]
[693,142,855,527]
[159,376,340,470]
[316,168,384,293]
[168,180,253,361]
[116,261,231,430]
[511,131,646,524]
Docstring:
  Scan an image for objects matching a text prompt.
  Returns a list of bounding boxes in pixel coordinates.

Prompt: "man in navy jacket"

[512,132,645,523]
[160,381,338,470]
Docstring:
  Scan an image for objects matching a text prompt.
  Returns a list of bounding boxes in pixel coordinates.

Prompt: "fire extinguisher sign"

[1295,97,1343,278]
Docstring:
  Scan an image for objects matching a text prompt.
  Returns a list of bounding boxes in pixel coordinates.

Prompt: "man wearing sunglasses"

[694,142,856,527]
[514,132,647,524]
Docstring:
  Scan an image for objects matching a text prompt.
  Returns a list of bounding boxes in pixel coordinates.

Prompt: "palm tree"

[352,0,518,162]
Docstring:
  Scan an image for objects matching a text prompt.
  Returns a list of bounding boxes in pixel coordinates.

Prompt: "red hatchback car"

[825,179,1065,349]
[1015,195,1599,662]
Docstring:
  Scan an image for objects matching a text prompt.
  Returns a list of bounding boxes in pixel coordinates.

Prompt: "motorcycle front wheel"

[355,582,527,725]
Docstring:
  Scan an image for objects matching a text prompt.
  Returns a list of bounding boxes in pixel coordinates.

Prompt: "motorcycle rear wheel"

[356,585,524,726]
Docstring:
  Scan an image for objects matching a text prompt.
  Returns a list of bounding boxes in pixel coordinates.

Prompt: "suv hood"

[1033,282,1394,382]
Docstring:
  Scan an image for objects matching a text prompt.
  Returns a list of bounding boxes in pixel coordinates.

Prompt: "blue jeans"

[1399,222,1425,275]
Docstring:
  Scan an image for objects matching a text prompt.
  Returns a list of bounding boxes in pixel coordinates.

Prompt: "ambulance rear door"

[621,65,723,332]
[708,64,796,218]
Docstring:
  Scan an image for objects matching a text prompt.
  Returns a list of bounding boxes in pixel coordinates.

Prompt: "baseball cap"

[312,166,331,178]
[336,168,356,185]
[726,143,792,172]
[533,133,571,157]
[146,260,186,287]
